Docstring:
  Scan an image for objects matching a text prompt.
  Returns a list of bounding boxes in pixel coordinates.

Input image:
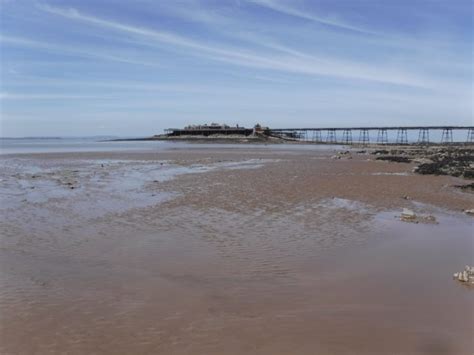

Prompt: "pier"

[163,124,474,145]
[269,126,474,144]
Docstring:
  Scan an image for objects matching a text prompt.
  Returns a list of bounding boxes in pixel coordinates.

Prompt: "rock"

[464,209,474,216]
[412,158,433,165]
[372,150,389,155]
[332,151,352,160]
[453,265,474,284]
[376,156,412,163]
[400,208,416,221]
[454,183,474,191]
[421,215,437,223]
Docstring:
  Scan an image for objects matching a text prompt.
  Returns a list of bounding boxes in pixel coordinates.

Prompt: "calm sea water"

[0,138,344,155]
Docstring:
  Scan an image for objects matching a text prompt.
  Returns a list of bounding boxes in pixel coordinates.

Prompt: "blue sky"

[0,0,472,137]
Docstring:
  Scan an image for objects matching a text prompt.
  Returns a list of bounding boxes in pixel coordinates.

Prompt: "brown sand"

[1,147,473,354]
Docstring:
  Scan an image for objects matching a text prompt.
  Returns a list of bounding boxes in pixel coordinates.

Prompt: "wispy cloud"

[36,3,430,88]
[0,35,161,66]
[4,78,215,94]
[0,92,115,100]
[248,0,376,34]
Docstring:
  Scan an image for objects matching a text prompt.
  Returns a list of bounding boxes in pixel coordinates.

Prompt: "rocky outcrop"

[369,147,474,179]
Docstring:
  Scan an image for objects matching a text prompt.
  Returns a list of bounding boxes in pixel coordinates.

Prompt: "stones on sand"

[331,151,352,160]
[453,266,474,284]
[399,208,437,224]
[454,183,474,191]
[400,208,416,222]
[376,156,412,163]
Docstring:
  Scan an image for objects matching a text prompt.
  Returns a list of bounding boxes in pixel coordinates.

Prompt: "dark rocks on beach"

[463,170,474,179]
[370,147,474,179]
[332,151,352,160]
[376,156,412,163]
[417,149,474,179]
[454,182,474,191]
[415,156,474,179]
[372,150,389,155]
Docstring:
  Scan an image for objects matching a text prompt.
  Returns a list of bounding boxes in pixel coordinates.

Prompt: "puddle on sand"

[0,158,274,217]
[371,171,411,176]
[314,197,373,212]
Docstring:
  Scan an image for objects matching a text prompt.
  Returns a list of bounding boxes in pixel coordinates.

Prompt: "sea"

[0,137,344,155]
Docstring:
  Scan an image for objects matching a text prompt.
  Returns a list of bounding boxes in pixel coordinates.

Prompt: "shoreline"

[108,135,474,146]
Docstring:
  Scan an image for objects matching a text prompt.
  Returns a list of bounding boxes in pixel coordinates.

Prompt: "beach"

[1,144,473,354]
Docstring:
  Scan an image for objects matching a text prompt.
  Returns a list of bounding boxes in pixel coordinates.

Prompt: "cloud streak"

[0,92,114,100]
[0,35,161,66]
[36,3,431,88]
[248,0,376,34]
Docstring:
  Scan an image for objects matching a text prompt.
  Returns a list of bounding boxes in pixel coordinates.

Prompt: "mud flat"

[1,146,473,354]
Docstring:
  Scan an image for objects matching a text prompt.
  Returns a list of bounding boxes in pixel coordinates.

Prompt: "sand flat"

[1,147,473,354]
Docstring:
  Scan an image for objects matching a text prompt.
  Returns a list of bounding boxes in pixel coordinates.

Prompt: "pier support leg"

[418,128,430,144]
[467,128,474,144]
[312,130,322,142]
[441,128,453,144]
[396,128,408,144]
[377,129,388,144]
[301,131,307,141]
[359,129,370,145]
[342,129,352,144]
[326,129,337,143]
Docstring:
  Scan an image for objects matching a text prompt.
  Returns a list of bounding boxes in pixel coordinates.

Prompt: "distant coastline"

[106,135,287,144]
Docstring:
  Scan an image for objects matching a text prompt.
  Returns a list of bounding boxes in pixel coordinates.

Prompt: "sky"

[0,0,472,137]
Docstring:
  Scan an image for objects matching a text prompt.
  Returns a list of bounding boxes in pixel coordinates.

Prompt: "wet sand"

[1,147,473,354]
